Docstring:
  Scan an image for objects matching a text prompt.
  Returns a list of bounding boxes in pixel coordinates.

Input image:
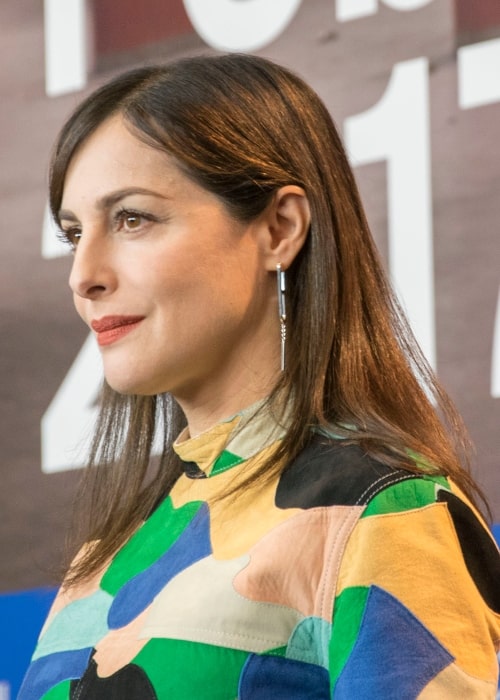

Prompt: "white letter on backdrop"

[182,0,302,51]
[344,58,435,368]
[44,0,90,96]
[337,0,433,22]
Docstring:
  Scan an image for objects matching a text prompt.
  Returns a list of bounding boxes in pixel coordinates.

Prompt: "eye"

[122,213,142,229]
[57,226,82,250]
[115,208,153,232]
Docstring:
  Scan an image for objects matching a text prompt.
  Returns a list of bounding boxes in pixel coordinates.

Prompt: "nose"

[69,232,116,300]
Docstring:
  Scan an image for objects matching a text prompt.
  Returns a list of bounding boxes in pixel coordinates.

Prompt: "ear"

[259,185,311,271]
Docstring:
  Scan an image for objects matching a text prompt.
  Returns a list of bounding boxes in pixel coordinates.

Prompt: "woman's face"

[60,115,279,421]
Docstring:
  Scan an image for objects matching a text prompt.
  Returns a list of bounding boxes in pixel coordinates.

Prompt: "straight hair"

[49,54,485,586]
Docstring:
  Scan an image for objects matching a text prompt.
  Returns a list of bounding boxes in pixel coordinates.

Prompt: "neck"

[175,378,279,438]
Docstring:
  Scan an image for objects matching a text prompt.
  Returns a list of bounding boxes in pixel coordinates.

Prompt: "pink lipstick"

[91,316,144,346]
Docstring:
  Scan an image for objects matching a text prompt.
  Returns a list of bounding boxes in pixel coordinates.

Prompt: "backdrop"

[1,1,499,695]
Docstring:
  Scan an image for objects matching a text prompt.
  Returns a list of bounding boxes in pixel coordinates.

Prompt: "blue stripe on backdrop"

[1,526,499,698]
[0,587,56,699]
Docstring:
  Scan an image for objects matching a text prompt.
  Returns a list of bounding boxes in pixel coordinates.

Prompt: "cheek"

[149,250,236,299]
[153,265,252,335]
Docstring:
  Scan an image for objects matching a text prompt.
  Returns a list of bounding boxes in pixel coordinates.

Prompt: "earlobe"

[262,185,311,271]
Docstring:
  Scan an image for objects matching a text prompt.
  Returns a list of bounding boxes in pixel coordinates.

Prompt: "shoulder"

[293,438,500,694]
[276,432,436,510]
[276,434,500,613]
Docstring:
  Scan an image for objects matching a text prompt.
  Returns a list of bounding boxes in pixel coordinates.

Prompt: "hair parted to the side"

[50,54,485,586]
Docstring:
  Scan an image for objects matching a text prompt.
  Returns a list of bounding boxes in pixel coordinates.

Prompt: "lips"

[91,315,145,346]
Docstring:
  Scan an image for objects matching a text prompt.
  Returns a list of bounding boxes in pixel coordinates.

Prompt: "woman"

[21,54,500,698]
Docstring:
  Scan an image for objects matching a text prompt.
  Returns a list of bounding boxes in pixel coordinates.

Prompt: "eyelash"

[56,226,81,250]
[57,208,156,250]
[114,207,155,231]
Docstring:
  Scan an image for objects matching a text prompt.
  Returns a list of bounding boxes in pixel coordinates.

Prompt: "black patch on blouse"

[276,434,420,509]
[183,460,208,479]
[70,658,158,700]
[437,489,500,613]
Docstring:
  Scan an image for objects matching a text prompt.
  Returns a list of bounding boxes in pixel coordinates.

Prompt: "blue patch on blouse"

[333,585,454,698]
[108,503,212,628]
[239,654,330,699]
[18,648,93,700]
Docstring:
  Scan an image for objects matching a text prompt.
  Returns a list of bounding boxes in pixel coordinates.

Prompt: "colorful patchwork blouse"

[20,404,500,698]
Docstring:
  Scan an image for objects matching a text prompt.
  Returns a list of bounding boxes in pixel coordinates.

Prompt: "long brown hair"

[50,54,484,586]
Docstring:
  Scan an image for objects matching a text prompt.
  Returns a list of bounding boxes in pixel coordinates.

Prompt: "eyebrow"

[58,187,168,221]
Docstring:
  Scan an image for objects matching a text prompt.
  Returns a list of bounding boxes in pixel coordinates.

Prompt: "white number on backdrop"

[336,0,433,22]
[41,207,102,473]
[458,38,500,109]
[182,0,303,51]
[41,334,101,473]
[344,57,436,368]
[41,203,69,259]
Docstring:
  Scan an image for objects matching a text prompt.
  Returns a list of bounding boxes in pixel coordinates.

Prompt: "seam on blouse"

[355,472,421,506]
[143,625,296,645]
[72,677,86,700]
[319,506,362,620]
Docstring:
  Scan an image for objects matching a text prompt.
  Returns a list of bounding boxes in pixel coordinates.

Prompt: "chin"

[103,363,189,397]
[105,375,152,396]
[106,374,173,397]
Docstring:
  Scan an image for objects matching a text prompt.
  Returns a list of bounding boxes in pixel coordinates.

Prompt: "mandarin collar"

[173,399,287,478]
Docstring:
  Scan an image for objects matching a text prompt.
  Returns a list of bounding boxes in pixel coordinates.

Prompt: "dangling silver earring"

[276,263,286,371]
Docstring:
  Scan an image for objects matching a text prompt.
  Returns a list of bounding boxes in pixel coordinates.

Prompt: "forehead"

[61,115,180,206]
